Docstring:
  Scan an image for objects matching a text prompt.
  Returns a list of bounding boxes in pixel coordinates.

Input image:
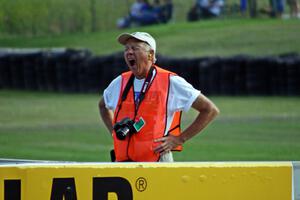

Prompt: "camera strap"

[115,66,155,121]
[134,66,155,116]
[114,74,135,123]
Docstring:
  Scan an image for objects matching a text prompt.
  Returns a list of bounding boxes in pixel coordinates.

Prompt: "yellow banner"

[0,162,292,200]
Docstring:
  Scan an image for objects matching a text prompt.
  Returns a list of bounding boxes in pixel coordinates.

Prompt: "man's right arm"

[99,97,114,135]
[98,75,121,135]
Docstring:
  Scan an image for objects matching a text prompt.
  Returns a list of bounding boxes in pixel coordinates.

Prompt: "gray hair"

[142,42,157,63]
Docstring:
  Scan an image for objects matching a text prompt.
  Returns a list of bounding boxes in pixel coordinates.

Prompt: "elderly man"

[99,32,219,162]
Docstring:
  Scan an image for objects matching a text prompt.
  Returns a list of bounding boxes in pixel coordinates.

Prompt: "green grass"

[0,90,112,161]
[1,19,300,57]
[0,90,299,162]
[178,97,300,161]
[0,0,272,35]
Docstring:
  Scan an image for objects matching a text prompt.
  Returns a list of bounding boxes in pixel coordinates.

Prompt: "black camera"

[113,117,137,140]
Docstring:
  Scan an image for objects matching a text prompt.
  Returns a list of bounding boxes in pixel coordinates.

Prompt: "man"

[99,32,219,162]
[269,0,285,17]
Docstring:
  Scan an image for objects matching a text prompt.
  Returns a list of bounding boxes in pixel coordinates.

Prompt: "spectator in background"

[269,0,285,17]
[117,0,158,29]
[259,0,285,18]
[240,0,257,17]
[188,0,225,21]
[287,0,299,18]
[154,0,173,23]
[117,0,173,29]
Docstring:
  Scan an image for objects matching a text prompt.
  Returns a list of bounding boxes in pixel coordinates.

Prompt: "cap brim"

[117,33,133,45]
[118,33,148,45]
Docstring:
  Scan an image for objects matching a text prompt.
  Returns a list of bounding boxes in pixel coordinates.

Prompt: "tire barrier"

[0,49,300,95]
[0,161,299,200]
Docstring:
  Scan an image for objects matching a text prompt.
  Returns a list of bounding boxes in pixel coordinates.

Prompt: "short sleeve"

[103,75,121,110]
[168,75,201,113]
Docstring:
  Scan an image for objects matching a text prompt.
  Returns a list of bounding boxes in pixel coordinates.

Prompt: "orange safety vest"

[113,65,182,162]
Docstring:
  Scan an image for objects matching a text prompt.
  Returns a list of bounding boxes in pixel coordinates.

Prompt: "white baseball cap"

[117,32,156,54]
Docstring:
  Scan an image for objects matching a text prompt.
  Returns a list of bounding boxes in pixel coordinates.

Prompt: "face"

[124,38,153,79]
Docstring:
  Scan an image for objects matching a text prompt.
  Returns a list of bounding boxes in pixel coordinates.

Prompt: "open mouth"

[128,59,136,66]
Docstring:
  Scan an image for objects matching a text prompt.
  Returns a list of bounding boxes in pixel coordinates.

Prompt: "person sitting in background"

[269,0,285,17]
[130,0,160,26]
[117,0,173,29]
[157,0,174,23]
[117,0,158,29]
[187,0,225,21]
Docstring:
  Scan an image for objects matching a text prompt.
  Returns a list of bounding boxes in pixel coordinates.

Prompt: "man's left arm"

[154,93,219,154]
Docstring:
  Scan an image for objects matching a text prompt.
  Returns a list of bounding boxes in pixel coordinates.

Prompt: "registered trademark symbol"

[135,177,147,192]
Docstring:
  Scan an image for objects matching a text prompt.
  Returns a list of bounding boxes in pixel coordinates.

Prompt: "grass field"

[1,18,300,162]
[1,19,300,57]
[0,0,275,35]
[0,90,299,162]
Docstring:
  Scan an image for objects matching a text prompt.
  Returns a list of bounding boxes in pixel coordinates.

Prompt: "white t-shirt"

[103,71,200,162]
[103,73,201,136]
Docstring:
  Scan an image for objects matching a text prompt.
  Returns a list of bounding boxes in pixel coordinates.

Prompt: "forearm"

[179,94,219,144]
[179,107,219,143]
[154,94,219,154]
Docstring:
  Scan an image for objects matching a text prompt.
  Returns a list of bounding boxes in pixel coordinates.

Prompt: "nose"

[124,50,133,60]
[125,47,134,54]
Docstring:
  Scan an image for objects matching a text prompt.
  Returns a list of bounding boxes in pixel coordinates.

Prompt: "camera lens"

[116,126,130,140]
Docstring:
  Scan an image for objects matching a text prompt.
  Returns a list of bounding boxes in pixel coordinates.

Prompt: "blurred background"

[0,0,300,162]
[0,0,298,35]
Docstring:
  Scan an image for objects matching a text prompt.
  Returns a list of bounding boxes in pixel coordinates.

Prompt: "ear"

[149,49,155,56]
[148,50,154,60]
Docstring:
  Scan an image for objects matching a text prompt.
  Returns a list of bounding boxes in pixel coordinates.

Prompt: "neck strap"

[115,66,155,121]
